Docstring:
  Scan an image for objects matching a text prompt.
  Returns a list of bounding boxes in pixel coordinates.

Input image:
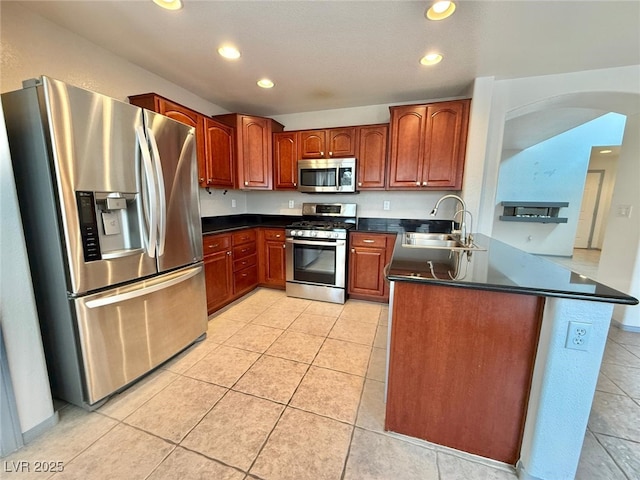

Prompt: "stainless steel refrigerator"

[3,76,208,409]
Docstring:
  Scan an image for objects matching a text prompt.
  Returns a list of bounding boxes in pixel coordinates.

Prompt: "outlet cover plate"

[565,321,591,351]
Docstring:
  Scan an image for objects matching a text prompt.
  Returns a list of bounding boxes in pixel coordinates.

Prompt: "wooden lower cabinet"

[385,282,544,464]
[258,228,286,288]
[203,234,233,314]
[348,232,396,302]
[232,229,258,297]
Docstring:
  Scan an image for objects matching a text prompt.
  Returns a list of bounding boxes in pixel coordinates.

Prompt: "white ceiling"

[13,0,640,118]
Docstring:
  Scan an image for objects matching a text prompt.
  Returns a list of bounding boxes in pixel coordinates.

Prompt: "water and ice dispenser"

[76,191,142,262]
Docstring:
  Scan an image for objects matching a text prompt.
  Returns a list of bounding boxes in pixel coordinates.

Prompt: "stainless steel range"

[285,203,357,304]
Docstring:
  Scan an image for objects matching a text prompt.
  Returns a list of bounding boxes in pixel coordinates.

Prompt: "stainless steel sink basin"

[402,232,485,251]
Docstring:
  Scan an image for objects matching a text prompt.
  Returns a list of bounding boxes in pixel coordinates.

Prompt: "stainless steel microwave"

[297,158,357,193]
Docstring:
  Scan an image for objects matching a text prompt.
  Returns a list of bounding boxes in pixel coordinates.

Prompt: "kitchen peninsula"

[384,234,638,480]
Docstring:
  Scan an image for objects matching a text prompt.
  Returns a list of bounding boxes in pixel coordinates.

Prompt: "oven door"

[285,238,346,288]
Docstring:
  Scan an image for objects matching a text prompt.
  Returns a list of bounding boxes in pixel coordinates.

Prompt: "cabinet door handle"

[275,234,281,238]
[363,239,375,243]
[209,243,219,249]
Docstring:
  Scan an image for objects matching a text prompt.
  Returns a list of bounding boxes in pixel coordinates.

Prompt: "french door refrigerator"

[3,76,207,409]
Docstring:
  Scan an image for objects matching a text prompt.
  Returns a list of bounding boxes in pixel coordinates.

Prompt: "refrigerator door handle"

[135,126,157,258]
[147,128,167,257]
[84,265,201,309]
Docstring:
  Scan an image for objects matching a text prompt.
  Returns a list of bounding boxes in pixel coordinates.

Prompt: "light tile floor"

[3,285,639,479]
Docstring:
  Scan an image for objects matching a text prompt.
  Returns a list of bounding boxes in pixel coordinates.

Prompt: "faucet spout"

[430,194,469,245]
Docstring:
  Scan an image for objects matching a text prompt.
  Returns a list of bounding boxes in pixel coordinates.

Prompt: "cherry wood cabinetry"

[348,232,396,302]
[213,114,284,190]
[258,228,286,288]
[386,281,543,464]
[204,117,235,188]
[232,229,258,296]
[299,127,356,159]
[203,233,233,314]
[356,124,388,190]
[273,132,298,190]
[387,99,470,190]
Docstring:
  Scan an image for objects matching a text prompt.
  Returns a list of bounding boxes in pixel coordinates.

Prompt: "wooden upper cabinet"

[128,93,207,186]
[388,99,470,190]
[273,132,298,190]
[299,127,356,159]
[213,113,284,190]
[328,128,357,157]
[299,130,326,159]
[204,117,235,188]
[356,124,388,190]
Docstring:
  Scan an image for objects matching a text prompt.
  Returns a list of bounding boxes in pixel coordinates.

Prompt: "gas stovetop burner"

[286,202,357,240]
[288,220,355,231]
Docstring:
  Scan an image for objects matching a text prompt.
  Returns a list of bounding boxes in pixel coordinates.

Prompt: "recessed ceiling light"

[420,53,443,66]
[257,79,275,89]
[218,46,241,60]
[426,1,456,21]
[152,0,183,11]
[599,149,613,154]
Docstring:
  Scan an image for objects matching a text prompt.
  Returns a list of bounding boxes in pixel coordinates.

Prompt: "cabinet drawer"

[203,234,231,255]
[234,264,258,292]
[232,229,257,245]
[262,228,285,242]
[351,233,388,248]
[233,242,257,260]
[234,253,257,272]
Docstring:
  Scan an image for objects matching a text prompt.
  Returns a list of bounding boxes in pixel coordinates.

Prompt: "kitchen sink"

[402,232,485,251]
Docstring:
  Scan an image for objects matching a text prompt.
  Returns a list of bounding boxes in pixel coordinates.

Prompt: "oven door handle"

[286,238,345,247]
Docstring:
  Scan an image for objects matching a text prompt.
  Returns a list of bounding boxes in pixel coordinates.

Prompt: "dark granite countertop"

[202,214,299,234]
[202,215,453,235]
[386,233,638,305]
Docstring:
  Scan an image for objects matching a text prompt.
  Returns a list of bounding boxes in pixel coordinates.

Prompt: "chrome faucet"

[430,194,470,246]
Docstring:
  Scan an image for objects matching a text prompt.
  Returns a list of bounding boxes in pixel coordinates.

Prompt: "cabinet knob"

[358,182,362,186]
[293,182,297,186]
[351,248,355,253]
[245,181,249,186]
[329,151,333,157]
[227,251,232,255]
[199,177,205,182]
[416,181,421,186]
[207,179,212,184]
[422,181,428,186]
[320,151,324,156]
[283,244,286,249]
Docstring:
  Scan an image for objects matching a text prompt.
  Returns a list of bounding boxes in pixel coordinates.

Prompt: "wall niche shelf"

[499,202,569,224]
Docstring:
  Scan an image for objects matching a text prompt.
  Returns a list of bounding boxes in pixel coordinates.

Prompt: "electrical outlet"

[565,321,591,351]
[383,200,390,211]
[231,199,237,208]
[288,200,295,209]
